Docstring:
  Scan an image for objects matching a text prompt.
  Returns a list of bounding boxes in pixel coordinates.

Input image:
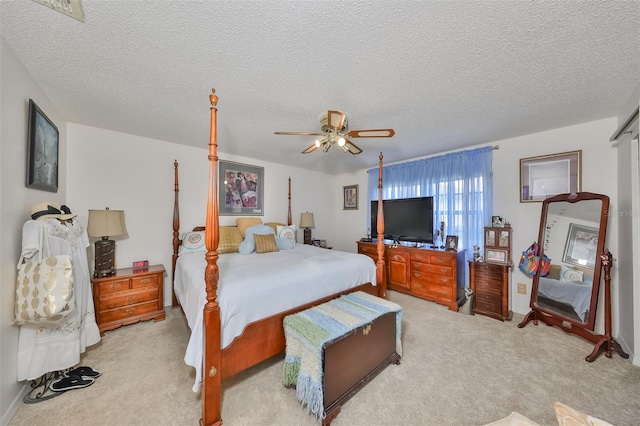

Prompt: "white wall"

[0,36,69,425]
[67,124,338,306]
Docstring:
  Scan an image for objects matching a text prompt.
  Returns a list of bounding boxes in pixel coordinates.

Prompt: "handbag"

[14,236,75,325]
[518,242,551,277]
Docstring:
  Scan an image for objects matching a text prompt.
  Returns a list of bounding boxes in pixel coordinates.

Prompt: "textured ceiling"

[1,1,638,174]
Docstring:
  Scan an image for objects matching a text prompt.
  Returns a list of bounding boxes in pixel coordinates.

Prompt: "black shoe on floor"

[49,375,94,392]
[67,366,102,380]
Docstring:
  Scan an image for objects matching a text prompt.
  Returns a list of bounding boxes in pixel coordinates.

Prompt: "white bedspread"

[174,244,376,391]
[538,276,593,322]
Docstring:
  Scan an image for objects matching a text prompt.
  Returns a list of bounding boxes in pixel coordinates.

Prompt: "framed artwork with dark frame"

[343,184,358,210]
[563,223,599,268]
[219,160,264,216]
[519,150,581,203]
[445,235,458,251]
[26,99,59,192]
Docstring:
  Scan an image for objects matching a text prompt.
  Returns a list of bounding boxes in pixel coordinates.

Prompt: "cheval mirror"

[518,192,629,362]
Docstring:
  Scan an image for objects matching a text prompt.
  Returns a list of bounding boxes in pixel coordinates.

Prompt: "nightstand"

[468,261,512,321]
[91,264,166,335]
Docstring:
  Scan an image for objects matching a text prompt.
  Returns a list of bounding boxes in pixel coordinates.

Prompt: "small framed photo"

[445,235,458,251]
[343,184,358,210]
[520,150,581,202]
[485,248,510,265]
[26,99,59,192]
[491,216,503,227]
[563,223,598,268]
[498,229,512,249]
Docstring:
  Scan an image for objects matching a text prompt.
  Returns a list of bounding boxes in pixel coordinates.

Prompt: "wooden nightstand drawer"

[99,278,130,294]
[475,291,501,305]
[100,287,158,310]
[92,264,166,335]
[475,299,501,314]
[132,274,159,288]
[99,301,161,324]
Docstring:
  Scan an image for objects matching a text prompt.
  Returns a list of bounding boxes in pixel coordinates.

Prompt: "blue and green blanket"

[283,291,402,418]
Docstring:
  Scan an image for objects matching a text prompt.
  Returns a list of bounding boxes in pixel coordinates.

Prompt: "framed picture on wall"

[519,150,581,202]
[343,184,358,210]
[218,160,264,215]
[26,99,59,192]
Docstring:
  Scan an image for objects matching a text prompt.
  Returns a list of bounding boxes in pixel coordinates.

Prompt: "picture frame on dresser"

[445,235,458,251]
[485,248,509,265]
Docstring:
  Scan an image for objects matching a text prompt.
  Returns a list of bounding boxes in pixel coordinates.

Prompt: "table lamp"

[300,212,315,245]
[88,207,128,277]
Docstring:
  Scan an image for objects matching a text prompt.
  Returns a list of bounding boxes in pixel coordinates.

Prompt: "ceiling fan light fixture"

[315,139,321,148]
[337,137,346,147]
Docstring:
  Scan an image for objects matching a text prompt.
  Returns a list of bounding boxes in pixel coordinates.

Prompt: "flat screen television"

[370,196,434,244]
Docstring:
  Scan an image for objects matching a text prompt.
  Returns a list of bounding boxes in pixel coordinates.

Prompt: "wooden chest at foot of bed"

[323,311,400,424]
[283,292,402,425]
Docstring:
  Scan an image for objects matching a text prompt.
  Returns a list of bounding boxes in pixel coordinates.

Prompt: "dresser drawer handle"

[127,297,136,303]
[440,268,448,274]
[440,278,448,284]
[414,283,422,288]
[110,283,122,291]
[414,272,421,278]
[126,307,135,314]
[440,288,447,294]
[436,258,445,264]
[140,278,151,285]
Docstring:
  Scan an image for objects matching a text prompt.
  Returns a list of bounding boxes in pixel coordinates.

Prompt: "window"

[368,146,493,257]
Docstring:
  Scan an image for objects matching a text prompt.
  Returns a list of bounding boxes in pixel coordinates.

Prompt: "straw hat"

[30,202,77,221]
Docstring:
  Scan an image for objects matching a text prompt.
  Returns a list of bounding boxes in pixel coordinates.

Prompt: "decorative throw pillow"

[265,222,287,233]
[277,225,297,245]
[547,264,562,280]
[239,224,275,254]
[218,226,243,254]
[554,402,613,426]
[561,266,584,283]
[179,231,206,255]
[236,217,262,237]
[254,233,280,254]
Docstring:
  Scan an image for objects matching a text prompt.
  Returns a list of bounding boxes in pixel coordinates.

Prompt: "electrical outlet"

[517,283,527,294]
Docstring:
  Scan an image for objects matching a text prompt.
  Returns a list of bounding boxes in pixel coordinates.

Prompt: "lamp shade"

[87,209,128,238]
[300,212,315,229]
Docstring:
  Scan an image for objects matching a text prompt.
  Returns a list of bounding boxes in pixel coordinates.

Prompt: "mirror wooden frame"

[518,191,628,362]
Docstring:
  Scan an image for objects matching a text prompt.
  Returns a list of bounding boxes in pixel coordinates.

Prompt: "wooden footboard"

[171,89,386,426]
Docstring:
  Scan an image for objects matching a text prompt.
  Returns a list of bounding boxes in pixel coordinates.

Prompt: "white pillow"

[561,266,584,283]
[277,225,296,245]
[179,231,206,255]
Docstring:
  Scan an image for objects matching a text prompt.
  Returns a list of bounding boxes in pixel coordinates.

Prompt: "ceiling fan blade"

[347,129,395,138]
[327,110,346,130]
[275,131,324,136]
[344,139,363,155]
[302,143,318,154]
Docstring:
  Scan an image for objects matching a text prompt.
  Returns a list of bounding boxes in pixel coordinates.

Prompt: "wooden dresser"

[92,264,166,335]
[357,241,465,311]
[468,261,512,321]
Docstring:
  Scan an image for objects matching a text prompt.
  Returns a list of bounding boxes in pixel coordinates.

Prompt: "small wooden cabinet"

[468,261,512,321]
[357,241,465,311]
[92,264,166,335]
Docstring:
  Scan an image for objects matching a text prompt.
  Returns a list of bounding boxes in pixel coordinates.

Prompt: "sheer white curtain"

[367,146,493,257]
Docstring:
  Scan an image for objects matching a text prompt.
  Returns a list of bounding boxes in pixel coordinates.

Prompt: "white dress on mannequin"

[17,218,101,381]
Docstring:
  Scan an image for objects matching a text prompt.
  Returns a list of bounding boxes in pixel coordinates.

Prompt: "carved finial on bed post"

[377,152,387,299]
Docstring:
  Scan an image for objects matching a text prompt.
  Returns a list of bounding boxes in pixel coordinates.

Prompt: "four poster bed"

[171,89,387,425]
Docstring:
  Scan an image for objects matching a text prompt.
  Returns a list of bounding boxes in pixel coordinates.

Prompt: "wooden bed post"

[376,152,386,299]
[202,88,223,426]
[287,177,292,226]
[172,160,180,308]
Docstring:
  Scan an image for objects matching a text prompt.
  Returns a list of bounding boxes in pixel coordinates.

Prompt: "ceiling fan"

[274,110,395,155]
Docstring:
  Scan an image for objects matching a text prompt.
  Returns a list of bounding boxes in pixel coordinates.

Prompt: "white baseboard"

[0,382,28,426]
